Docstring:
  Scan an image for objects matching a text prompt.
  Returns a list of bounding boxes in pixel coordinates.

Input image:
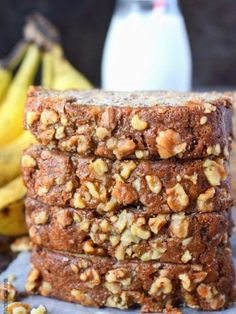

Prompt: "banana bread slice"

[26,197,231,264]
[26,246,235,312]
[22,144,232,214]
[25,87,233,160]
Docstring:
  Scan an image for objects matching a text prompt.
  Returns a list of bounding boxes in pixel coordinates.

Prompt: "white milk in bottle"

[102,0,192,91]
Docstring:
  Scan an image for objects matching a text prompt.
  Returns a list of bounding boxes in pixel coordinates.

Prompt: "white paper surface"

[0,235,235,314]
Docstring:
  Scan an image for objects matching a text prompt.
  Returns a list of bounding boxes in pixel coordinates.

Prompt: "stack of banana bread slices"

[22,87,235,313]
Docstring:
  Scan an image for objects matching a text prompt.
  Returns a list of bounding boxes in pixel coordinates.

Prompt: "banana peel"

[0,44,40,146]
[52,45,92,90]
[0,177,27,236]
[0,131,36,187]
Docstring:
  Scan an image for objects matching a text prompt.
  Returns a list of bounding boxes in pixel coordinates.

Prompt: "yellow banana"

[42,50,53,87]
[0,176,27,236]
[0,41,28,103]
[0,131,36,187]
[52,45,92,90]
[0,69,12,103]
[0,44,40,146]
[0,198,27,236]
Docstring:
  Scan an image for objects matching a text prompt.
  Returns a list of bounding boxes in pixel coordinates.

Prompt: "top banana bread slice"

[25,87,233,160]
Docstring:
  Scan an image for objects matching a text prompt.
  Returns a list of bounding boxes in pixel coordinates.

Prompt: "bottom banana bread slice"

[26,197,232,264]
[27,246,235,312]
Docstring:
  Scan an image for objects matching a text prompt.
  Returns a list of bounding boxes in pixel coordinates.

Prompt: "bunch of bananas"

[0,14,92,237]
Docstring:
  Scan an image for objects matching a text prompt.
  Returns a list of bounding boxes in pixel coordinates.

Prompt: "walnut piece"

[207,144,221,156]
[131,114,148,130]
[73,192,86,208]
[95,126,111,140]
[181,250,192,263]
[179,273,191,291]
[22,155,37,168]
[145,175,162,194]
[149,277,173,296]
[30,305,47,314]
[197,187,215,212]
[5,302,30,314]
[130,217,151,240]
[40,110,59,125]
[80,268,101,288]
[166,183,189,212]
[203,159,226,186]
[120,161,136,179]
[169,213,189,238]
[71,289,94,306]
[148,214,169,234]
[39,281,52,296]
[114,138,136,159]
[200,116,208,125]
[56,210,73,227]
[90,159,108,177]
[26,111,40,126]
[112,181,138,205]
[33,211,48,225]
[156,129,187,158]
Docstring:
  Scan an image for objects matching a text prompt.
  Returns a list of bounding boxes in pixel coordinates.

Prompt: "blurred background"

[0,0,236,89]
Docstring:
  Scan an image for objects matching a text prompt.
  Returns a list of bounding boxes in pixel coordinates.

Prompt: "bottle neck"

[117,0,180,14]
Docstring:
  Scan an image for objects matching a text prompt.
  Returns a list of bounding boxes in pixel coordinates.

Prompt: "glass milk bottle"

[102,0,192,91]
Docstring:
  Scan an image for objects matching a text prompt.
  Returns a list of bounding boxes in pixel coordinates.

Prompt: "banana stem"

[0,40,28,71]
[42,51,53,87]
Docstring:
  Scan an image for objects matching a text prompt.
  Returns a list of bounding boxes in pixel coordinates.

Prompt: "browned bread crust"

[22,145,232,214]
[26,197,231,264]
[25,87,233,160]
[27,246,235,312]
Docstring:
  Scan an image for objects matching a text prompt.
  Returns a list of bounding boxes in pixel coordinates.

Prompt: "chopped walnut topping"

[80,268,101,288]
[203,159,226,186]
[33,211,48,225]
[30,305,47,314]
[104,282,121,294]
[114,139,136,159]
[132,178,141,192]
[112,181,138,205]
[197,187,215,212]
[56,210,73,227]
[166,183,189,212]
[105,292,129,309]
[131,114,148,130]
[121,229,140,246]
[95,126,111,140]
[193,271,207,283]
[200,116,208,125]
[179,273,191,291]
[39,281,52,296]
[110,235,120,246]
[60,116,68,126]
[170,213,189,238]
[11,236,31,252]
[114,210,128,233]
[26,111,40,126]
[130,217,151,240]
[207,144,221,156]
[149,277,173,296]
[90,159,108,177]
[85,181,100,199]
[40,110,59,125]
[148,215,169,234]
[197,283,213,299]
[115,244,125,260]
[183,173,198,185]
[106,137,118,150]
[182,237,193,246]
[145,175,162,194]
[22,155,37,167]
[100,219,111,232]
[55,126,65,139]
[204,103,216,113]
[25,267,41,292]
[120,161,136,179]
[37,186,49,196]
[70,264,79,273]
[156,129,187,158]
[181,250,192,263]
[0,282,16,302]
[83,240,95,254]
[77,135,89,153]
[71,289,94,306]
[73,192,85,208]
[135,150,149,159]
[64,181,73,192]
[5,302,30,314]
